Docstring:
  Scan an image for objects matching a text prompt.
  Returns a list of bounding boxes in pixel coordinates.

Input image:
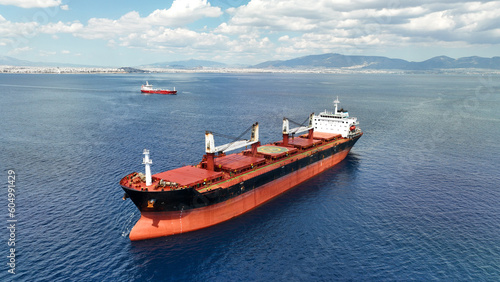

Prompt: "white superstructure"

[141,81,153,91]
[313,97,361,138]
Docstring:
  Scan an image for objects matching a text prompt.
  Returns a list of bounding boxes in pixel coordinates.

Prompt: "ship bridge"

[313,97,361,138]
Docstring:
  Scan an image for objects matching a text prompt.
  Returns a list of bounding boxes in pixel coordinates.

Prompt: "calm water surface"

[0,72,499,281]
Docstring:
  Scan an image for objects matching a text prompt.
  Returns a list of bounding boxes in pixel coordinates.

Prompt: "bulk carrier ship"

[120,97,362,241]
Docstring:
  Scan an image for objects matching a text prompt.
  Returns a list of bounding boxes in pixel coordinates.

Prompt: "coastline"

[1,65,500,75]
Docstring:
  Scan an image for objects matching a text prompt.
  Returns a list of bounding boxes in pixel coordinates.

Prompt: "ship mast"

[334,96,340,114]
[143,149,152,186]
[282,118,290,146]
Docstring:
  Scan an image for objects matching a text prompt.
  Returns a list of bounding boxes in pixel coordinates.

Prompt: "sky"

[0,0,499,66]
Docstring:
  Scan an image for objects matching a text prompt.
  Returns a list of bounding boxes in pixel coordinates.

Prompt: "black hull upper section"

[122,135,361,212]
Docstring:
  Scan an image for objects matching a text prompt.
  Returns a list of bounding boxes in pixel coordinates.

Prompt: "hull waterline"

[141,90,177,95]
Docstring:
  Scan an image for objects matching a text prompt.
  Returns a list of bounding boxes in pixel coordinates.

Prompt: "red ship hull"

[141,89,177,95]
[129,147,352,241]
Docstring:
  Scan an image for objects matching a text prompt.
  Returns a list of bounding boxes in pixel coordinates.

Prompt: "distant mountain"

[252,53,500,70]
[415,55,500,70]
[0,56,102,68]
[253,53,409,69]
[0,56,37,66]
[3,54,500,71]
[142,59,226,68]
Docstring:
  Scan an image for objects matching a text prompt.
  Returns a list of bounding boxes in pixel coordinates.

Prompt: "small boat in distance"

[141,81,177,95]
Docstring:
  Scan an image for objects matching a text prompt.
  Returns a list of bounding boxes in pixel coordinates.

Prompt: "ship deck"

[256,145,298,159]
[302,131,342,141]
[121,131,353,193]
[275,137,322,149]
[153,166,223,188]
[212,154,266,172]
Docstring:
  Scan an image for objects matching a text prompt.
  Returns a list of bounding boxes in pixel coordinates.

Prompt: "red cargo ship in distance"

[120,97,362,241]
[141,81,177,95]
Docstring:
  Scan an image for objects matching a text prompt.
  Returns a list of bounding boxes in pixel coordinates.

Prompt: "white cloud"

[225,0,327,32]
[75,12,147,40]
[215,0,500,60]
[8,46,32,54]
[120,28,214,48]
[2,0,500,65]
[43,0,222,42]
[0,0,61,8]
[39,50,56,56]
[214,22,250,35]
[404,11,456,32]
[39,21,83,34]
[0,17,39,38]
[0,0,225,63]
[145,0,222,26]
[278,35,289,42]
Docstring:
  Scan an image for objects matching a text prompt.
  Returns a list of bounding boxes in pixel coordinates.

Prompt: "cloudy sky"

[1,0,499,66]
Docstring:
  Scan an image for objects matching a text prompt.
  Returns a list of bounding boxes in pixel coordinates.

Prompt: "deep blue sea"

[0,72,499,281]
